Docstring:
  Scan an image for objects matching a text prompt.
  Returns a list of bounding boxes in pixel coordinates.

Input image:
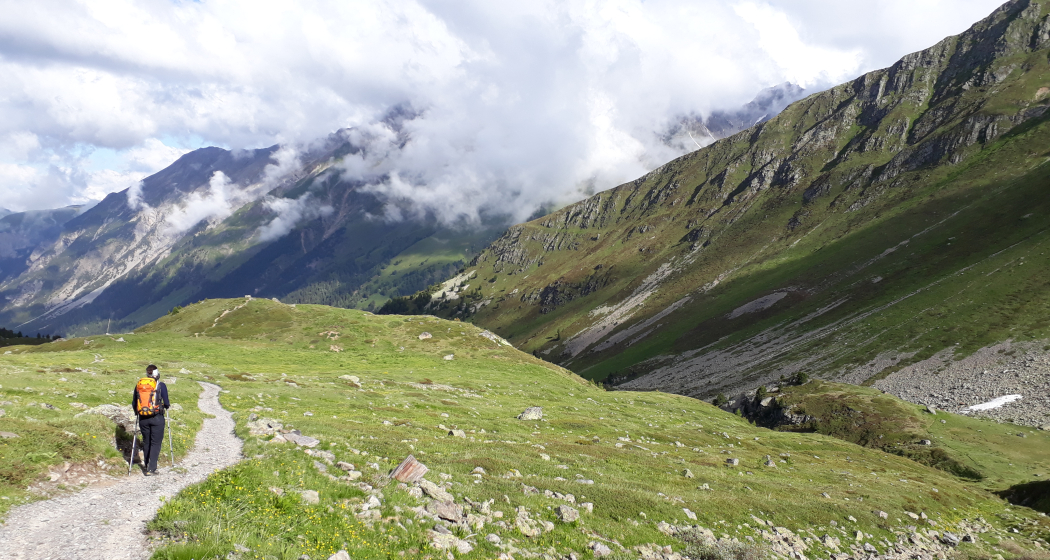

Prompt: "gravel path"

[0,381,242,560]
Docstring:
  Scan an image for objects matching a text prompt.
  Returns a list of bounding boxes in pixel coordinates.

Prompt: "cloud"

[163,171,241,234]
[126,180,147,211]
[0,0,1007,219]
[256,193,334,242]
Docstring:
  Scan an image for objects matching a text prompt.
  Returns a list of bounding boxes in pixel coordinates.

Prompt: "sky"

[0,0,1008,222]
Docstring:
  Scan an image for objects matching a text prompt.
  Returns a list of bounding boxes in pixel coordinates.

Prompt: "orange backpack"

[135,377,162,417]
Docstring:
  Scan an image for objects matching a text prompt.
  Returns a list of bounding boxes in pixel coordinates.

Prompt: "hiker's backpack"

[135,377,162,417]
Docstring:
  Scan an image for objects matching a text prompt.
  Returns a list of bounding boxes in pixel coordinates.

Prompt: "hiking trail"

[0,381,242,560]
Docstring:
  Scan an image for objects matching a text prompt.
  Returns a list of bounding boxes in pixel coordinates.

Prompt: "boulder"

[426,500,465,522]
[391,455,429,483]
[590,542,613,557]
[430,531,473,554]
[247,417,283,436]
[418,479,454,502]
[75,404,136,432]
[517,407,543,420]
[556,505,579,523]
[285,433,320,448]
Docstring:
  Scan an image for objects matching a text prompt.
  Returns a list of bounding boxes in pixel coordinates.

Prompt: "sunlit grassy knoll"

[773,381,1050,493]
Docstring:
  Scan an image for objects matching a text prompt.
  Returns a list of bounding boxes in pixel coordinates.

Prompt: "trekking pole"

[167,412,176,467]
[128,414,139,476]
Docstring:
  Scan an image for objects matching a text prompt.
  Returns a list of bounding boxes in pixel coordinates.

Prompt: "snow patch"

[961,394,1022,413]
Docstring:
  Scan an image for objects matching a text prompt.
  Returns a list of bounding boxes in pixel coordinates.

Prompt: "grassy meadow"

[0,298,1048,559]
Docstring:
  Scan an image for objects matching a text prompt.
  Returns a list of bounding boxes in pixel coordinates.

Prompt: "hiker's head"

[146,365,159,379]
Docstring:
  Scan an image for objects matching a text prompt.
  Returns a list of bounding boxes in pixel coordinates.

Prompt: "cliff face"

[429,0,1050,397]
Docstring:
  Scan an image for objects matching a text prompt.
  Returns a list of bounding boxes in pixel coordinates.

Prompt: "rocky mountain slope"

[422,0,1050,404]
[0,130,499,337]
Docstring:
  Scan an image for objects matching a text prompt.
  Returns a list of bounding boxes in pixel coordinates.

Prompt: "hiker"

[132,364,170,475]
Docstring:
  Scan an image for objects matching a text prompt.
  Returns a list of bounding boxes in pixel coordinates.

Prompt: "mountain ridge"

[416,0,1050,403]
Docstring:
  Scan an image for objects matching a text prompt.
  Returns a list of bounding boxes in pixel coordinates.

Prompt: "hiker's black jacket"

[131,381,170,415]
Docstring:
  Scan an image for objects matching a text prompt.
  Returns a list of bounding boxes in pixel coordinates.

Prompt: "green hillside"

[2,298,1049,559]
[411,0,1050,398]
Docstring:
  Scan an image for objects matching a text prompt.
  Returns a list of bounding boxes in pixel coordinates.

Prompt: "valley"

[0,298,1047,559]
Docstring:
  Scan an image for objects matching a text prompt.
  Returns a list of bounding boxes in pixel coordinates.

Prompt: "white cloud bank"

[0,0,1006,220]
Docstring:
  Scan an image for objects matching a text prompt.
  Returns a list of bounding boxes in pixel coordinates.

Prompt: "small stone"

[919,439,932,446]
[821,492,831,499]
[877,511,888,519]
[299,490,320,505]
[448,429,466,438]
[683,508,697,520]
[726,458,739,466]
[0,432,19,439]
[443,354,454,361]
[591,542,613,557]
[471,466,486,475]
[418,332,432,340]
[683,468,694,478]
[517,407,543,420]
[269,487,284,496]
[336,461,354,472]
[941,532,960,546]
[328,551,351,560]
[486,533,501,544]
[580,502,594,513]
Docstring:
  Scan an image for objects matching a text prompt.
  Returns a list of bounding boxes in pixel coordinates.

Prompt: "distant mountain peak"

[661,82,808,152]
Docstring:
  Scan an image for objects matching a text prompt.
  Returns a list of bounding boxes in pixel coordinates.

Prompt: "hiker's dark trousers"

[139,413,165,472]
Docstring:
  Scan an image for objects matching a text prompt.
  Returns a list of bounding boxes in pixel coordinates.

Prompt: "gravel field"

[0,381,242,560]
[872,340,1050,428]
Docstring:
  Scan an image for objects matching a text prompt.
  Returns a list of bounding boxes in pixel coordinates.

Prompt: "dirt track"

[0,381,241,560]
